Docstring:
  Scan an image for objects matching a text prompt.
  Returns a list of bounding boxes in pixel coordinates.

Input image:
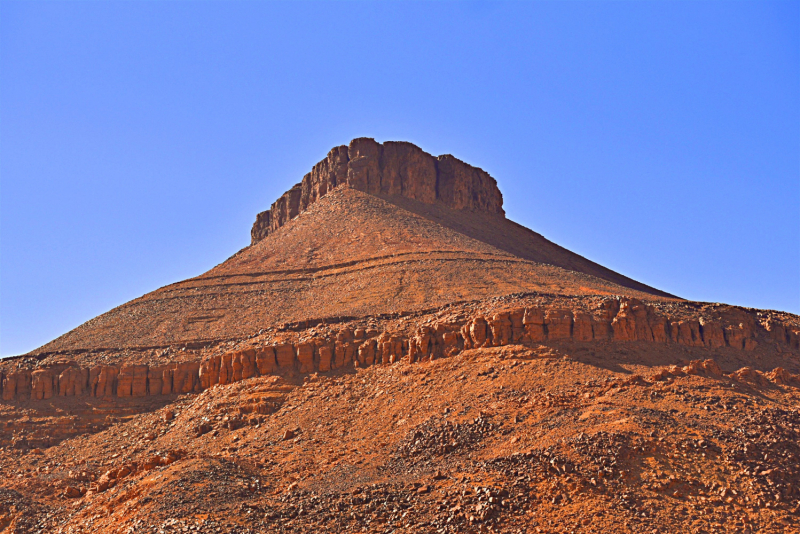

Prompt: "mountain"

[1,139,798,534]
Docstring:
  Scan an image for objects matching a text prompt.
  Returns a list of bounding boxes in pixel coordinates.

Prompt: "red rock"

[90,366,119,397]
[2,370,31,401]
[251,138,504,243]
[357,339,377,366]
[199,357,221,389]
[296,342,316,374]
[30,369,55,400]
[159,366,174,395]
[648,315,670,343]
[218,353,233,385]
[730,367,763,384]
[231,352,244,382]
[275,344,296,369]
[255,347,277,375]
[672,320,704,347]
[469,317,491,348]
[334,341,348,369]
[173,362,200,394]
[490,313,512,346]
[763,318,787,344]
[765,367,793,385]
[611,303,636,341]
[58,366,88,397]
[318,344,334,372]
[440,329,461,358]
[117,365,148,397]
[573,312,594,342]
[699,318,726,348]
[509,309,525,343]
[545,309,573,340]
[523,308,546,342]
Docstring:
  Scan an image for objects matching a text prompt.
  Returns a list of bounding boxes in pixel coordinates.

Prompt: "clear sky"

[1,1,798,357]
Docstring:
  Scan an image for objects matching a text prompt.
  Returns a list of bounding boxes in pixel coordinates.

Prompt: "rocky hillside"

[1,141,797,533]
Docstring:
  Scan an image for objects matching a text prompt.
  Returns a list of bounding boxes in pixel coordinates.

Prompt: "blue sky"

[1,1,798,357]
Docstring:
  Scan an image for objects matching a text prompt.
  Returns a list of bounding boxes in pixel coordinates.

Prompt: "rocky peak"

[251,138,504,244]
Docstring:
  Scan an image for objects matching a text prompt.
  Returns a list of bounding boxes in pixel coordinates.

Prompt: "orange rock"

[545,309,573,340]
[763,318,787,344]
[255,347,277,375]
[93,366,119,397]
[334,341,347,369]
[489,313,512,346]
[730,367,763,384]
[173,362,200,394]
[765,367,792,384]
[648,315,670,343]
[231,352,244,382]
[522,308,545,342]
[160,366,174,395]
[573,312,594,342]
[117,365,148,397]
[318,344,334,372]
[672,320,704,347]
[2,370,31,401]
[218,353,233,385]
[357,339,377,366]
[699,318,725,348]
[58,366,88,397]
[199,357,221,389]
[469,317,491,348]
[509,308,525,343]
[296,342,316,374]
[275,344,296,369]
[31,369,55,400]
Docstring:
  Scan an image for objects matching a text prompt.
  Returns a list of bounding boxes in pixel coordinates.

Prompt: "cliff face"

[251,138,504,244]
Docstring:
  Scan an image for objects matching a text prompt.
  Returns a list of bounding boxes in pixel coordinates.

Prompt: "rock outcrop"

[4,298,798,402]
[251,138,504,244]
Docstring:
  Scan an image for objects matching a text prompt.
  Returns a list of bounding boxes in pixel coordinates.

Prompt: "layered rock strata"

[251,138,504,244]
[4,298,798,402]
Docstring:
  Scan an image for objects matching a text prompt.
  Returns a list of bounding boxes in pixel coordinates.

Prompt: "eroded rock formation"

[251,138,504,244]
[4,298,799,402]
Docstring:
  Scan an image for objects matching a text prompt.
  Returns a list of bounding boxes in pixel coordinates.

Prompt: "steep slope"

[31,139,672,356]
[2,139,799,534]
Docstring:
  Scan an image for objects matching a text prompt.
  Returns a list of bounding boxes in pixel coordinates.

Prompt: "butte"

[1,138,798,534]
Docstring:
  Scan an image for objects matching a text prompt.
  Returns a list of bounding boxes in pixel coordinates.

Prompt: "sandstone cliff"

[251,138,504,244]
